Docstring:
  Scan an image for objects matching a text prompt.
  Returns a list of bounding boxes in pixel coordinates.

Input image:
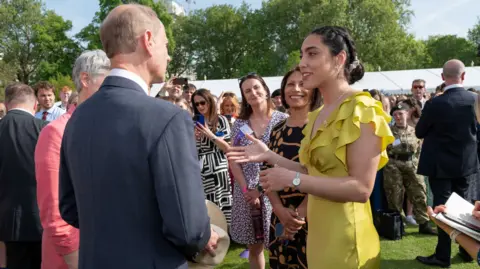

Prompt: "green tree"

[0,0,80,83]
[175,4,254,79]
[468,17,480,46]
[76,0,175,52]
[49,73,75,92]
[34,10,82,81]
[424,35,478,68]
[167,15,194,77]
[0,60,17,88]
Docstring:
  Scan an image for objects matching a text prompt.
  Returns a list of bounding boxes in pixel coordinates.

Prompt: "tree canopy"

[0,0,478,93]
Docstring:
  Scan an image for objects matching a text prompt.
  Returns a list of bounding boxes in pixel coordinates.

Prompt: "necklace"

[320,91,349,127]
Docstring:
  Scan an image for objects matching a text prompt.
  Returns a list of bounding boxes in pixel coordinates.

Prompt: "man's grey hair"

[72,50,111,92]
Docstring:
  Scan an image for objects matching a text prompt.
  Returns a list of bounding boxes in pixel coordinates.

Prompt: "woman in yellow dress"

[227,26,394,268]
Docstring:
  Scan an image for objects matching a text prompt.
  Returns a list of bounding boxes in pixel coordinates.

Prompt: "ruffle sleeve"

[300,92,394,171]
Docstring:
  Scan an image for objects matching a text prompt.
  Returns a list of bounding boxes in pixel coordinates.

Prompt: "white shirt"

[444,84,464,91]
[35,105,65,121]
[54,101,67,110]
[108,68,149,95]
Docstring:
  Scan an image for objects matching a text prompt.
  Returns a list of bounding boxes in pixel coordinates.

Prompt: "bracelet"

[450,229,462,243]
[270,150,280,167]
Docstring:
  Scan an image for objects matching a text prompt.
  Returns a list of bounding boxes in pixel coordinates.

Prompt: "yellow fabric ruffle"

[300,92,394,171]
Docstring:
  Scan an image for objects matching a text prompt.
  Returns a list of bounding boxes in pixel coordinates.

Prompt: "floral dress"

[230,111,288,245]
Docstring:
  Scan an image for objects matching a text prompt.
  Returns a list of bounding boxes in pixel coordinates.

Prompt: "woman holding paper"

[429,204,480,265]
[229,73,288,269]
[228,26,394,269]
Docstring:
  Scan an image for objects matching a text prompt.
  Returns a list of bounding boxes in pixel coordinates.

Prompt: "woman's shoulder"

[271,119,287,132]
[337,91,389,121]
[232,118,247,129]
[272,110,289,121]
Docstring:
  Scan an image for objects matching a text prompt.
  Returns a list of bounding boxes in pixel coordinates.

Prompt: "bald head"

[100,4,162,58]
[442,59,465,80]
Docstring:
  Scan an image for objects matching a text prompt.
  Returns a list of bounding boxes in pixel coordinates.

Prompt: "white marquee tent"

[150,66,480,97]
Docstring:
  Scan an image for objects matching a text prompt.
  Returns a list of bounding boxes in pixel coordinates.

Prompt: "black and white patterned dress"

[196,115,233,224]
[230,111,289,245]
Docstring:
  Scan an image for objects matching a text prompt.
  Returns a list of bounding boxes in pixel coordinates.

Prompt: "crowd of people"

[0,3,480,269]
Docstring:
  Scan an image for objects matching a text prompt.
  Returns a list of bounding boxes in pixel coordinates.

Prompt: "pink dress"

[35,106,79,269]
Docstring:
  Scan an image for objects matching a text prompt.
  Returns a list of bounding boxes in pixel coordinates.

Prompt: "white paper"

[240,124,253,135]
[434,192,480,241]
[392,138,401,146]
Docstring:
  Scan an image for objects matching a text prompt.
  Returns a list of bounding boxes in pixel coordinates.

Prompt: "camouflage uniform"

[383,124,429,225]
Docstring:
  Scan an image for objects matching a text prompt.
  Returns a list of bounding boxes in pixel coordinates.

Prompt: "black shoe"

[419,222,438,235]
[457,249,474,262]
[416,254,450,268]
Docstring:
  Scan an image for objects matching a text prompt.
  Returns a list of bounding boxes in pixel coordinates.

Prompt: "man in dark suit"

[416,59,479,267]
[0,83,47,269]
[59,4,217,269]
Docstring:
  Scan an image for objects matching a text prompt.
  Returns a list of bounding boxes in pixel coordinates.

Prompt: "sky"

[44,0,480,40]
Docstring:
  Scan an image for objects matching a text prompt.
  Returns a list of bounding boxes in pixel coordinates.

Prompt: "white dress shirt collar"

[444,84,463,91]
[40,105,58,114]
[108,68,149,95]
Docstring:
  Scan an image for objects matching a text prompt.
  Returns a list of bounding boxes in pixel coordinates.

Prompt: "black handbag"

[373,209,403,240]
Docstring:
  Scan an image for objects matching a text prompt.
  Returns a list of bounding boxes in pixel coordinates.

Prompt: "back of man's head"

[4,83,36,110]
[100,4,160,58]
[72,49,111,93]
[442,59,465,84]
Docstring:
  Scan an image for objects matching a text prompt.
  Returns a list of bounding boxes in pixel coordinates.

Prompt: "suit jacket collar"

[8,109,34,117]
[443,87,464,95]
[101,76,148,95]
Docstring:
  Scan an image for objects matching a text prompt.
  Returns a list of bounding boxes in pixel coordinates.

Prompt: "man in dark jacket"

[0,83,47,269]
[59,4,217,269]
[416,59,479,267]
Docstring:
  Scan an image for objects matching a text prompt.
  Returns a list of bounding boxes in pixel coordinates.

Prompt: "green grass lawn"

[219,226,479,269]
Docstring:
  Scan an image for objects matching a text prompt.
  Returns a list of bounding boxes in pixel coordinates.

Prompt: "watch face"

[293,177,301,186]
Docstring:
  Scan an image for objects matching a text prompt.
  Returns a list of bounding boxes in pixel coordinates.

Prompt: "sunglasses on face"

[194,101,207,107]
[223,92,236,98]
[413,85,424,89]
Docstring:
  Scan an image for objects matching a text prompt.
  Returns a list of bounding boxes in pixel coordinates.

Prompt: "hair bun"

[349,62,364,85]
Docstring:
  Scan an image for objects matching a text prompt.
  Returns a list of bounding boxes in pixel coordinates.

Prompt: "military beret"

[390,103,411,115]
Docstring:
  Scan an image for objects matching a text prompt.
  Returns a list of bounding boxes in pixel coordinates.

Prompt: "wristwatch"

[292,172,301,188]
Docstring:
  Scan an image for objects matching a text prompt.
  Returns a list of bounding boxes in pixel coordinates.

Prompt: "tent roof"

[150,66,480,97]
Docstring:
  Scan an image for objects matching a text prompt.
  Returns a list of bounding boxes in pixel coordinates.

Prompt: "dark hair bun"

[349,62,364,85]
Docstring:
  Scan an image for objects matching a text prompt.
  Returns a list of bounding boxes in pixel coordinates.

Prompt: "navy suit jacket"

[0,110,47,241]
[59,76,211,269]
[416,87,479,178]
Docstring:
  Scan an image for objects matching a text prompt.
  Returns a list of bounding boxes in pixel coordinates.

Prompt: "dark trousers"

[429,175,472,262]
[4,241,41,269]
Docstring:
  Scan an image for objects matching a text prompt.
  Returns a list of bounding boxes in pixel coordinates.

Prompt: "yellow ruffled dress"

[299,92,394,269]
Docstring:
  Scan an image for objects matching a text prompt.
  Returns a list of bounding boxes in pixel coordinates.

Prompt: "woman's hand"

[260,167,296,193]
[473,201,480,220]
[275,206,305,235]
[162,76,177,90]
[194,127,203,141]
[297,201,308,220]
[243,189,261,205]
[227,134,271,163]
[195,122,216,140]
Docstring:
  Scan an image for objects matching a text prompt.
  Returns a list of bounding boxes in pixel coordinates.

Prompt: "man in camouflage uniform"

[383,103,436,235]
